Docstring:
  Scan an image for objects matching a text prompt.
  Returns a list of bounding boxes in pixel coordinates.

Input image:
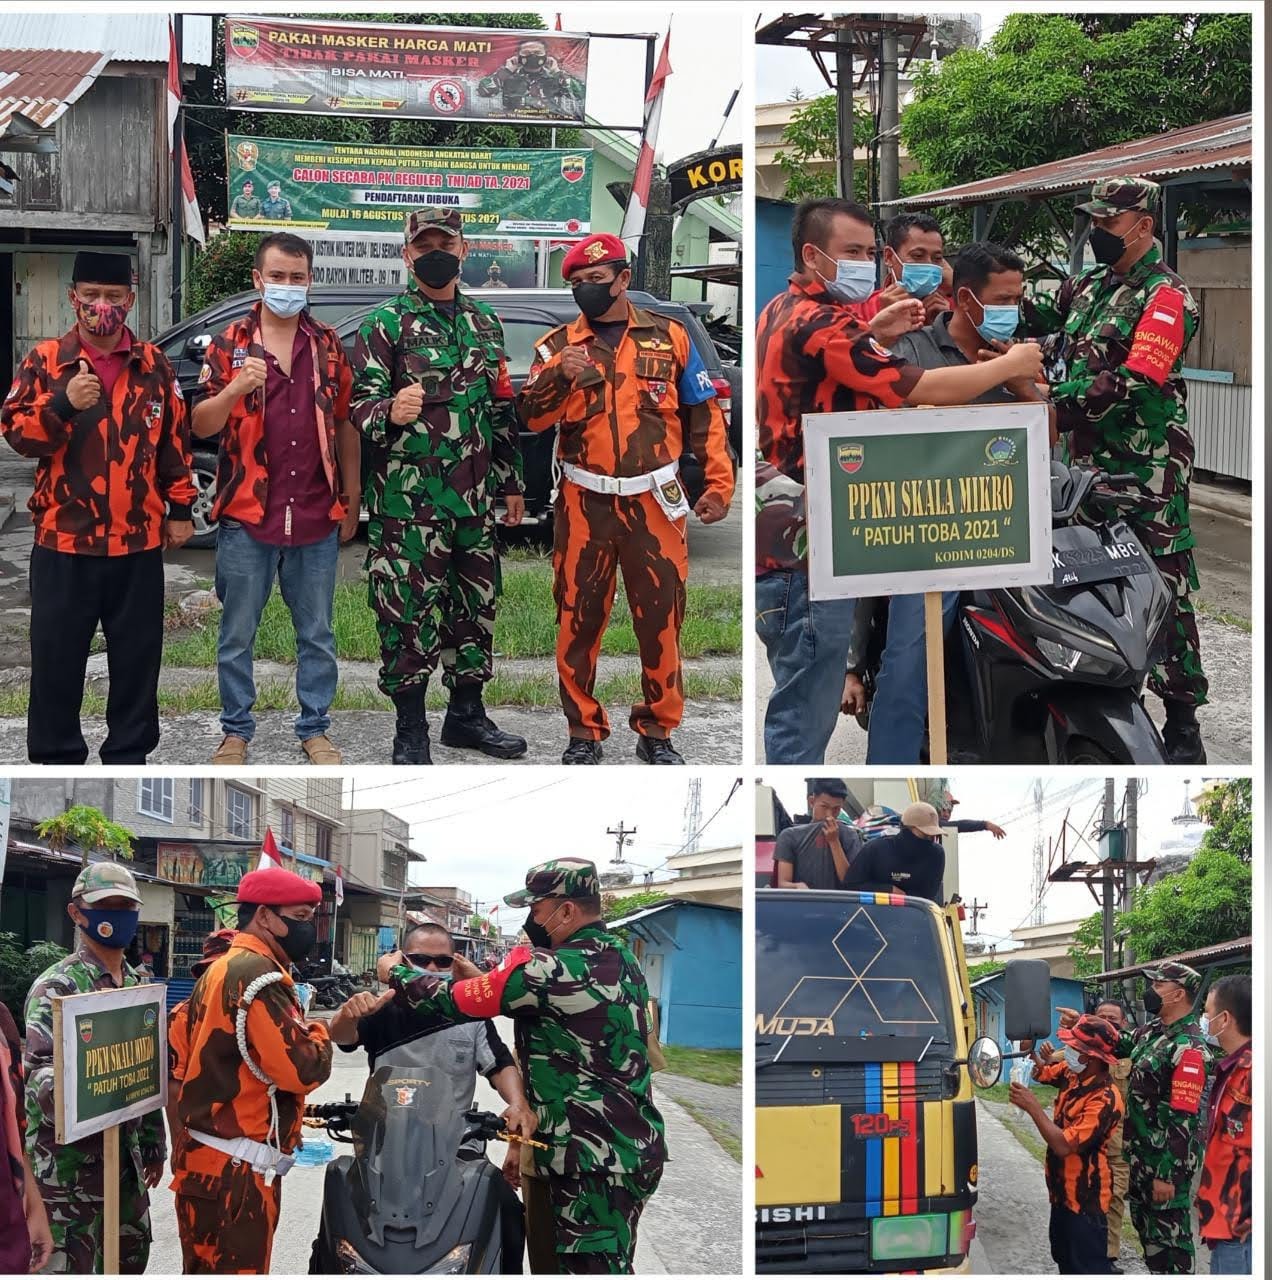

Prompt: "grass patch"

[661,1046,742,1087]
[978,1080,1059,1109]
[0,670,742,718]
[162,569,741,667]
[1195,599,1252,633]
[675,1098,741,1163]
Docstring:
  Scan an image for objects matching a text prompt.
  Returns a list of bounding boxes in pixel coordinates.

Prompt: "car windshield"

[756,894,955,1064]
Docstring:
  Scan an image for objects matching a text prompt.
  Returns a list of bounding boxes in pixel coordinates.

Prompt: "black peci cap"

[72,252,133,287]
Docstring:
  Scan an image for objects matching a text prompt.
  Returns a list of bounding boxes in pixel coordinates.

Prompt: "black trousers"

[1049,1203,1113,1275]
[28,545,164,764]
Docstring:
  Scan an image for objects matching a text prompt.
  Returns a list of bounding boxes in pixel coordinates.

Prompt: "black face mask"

[573,279,619,321]
[1142,987,1163,1016]
[524,902,565,949]
[412,250,461,290]
[1089,222,1143,267]
[273,914,317,963]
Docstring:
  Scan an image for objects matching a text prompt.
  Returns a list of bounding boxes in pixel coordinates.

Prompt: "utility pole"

[606,821,637,866]
[1124,780,1138,969]
[170,11,185,319]
[878,17,900,219]
[835,37,854,200]
[1030,779,1046,926]
[967,898,989,934]
[1101,777,1116,977]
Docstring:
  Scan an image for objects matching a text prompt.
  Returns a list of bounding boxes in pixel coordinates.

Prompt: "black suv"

[157,286,741,547]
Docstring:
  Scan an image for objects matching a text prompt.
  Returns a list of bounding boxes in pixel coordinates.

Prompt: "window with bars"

[315,823,332,861]
[188,778,205,825]
[139,778,174,823]
[226,786,255,840]
[280,807,295,847]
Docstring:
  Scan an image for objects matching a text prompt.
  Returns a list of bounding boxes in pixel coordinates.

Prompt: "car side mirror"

[186,333,212,361]
[967,1035,1002,1089]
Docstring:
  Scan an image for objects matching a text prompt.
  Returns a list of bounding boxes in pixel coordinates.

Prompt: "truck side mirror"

[968,1036,1002,1088]
[1004,959,1053,1041]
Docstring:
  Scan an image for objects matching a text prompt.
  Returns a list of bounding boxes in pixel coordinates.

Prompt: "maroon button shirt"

[247,316,335,547]
[82,327,133,400]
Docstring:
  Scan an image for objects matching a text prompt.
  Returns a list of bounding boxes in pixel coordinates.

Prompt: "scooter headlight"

[334,1238,376,1275]
[1036,636,1121,678]
[427,1243,473,1273]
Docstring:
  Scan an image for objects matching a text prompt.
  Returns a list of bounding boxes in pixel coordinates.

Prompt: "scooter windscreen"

[351,1065,475,1248]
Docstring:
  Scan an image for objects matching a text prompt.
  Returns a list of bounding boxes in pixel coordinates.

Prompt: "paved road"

[149,1017,742,1274]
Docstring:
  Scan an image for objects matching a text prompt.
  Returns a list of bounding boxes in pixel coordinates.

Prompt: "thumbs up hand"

[67,359,102,411]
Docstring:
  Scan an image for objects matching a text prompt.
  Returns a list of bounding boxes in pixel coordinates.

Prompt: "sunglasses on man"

[405,952,454,969]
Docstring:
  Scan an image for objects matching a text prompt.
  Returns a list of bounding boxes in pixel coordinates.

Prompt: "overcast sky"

[344,773,745,925]
[766,774,1223,950]
[545,7,742,159]
[756,6,1006,105]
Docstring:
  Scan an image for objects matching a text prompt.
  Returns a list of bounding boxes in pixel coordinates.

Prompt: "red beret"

[237,867,321,907]
[562,234,628,279]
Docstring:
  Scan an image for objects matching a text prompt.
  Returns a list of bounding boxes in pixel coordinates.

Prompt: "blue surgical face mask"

[900,262,944,298]
[1199,1013,1221,1045]
[262,283,308,319]
[813,247,877,304]
[81,907,140,952]
[969,290,1020,343]
[1063,1047,1087,1075]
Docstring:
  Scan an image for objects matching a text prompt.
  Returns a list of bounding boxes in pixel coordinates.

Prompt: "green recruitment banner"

[226,135,592,238]
[54,985,167,1144]
[804,404,1053,600]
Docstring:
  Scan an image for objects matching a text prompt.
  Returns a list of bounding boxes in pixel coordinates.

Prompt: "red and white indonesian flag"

[167,19,206,245]
[258,827,283,871]
[619,27,672,258]
[335,866,345,907]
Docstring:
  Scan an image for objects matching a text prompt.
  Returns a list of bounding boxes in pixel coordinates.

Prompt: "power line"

[639,778,741,881]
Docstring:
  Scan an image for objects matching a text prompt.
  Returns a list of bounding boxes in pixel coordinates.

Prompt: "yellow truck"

[755,886,1049,1273]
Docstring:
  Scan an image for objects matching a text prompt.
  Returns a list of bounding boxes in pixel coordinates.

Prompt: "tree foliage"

[1195,778,1251,864]
[967,958,1005,984]
[36,806,134,869]
[900,12,1253,254]
[775,95,873,203]
[0,934,68,1034]
[601,888,669,922]
[185,231,259,314]
[184,12,563,225]
[1068,845,1251,978]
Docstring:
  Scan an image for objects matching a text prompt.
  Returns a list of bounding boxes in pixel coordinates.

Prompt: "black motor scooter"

[855,463,1173,764]
[307,1066,512,1274]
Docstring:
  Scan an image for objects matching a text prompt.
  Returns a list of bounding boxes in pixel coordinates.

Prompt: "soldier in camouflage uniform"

[352,206,526,765]
[1061,961,1213,1274]
[1024,176,1207,763]
[24,863,165,1274]
[378,858,666,1274]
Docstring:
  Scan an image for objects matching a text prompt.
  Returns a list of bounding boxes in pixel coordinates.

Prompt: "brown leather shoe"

[301,734,342,765]
[211,735,249,765]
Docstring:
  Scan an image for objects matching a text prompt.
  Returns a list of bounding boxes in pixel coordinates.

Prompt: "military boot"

[1163,699,1206,765]
[391,684,432,765]
[440,683,527,759]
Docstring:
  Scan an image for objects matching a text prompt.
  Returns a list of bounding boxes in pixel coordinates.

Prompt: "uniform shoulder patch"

[1168,1043,1206,1114]
[1124,284,1186,387]
[451,945,533,1018]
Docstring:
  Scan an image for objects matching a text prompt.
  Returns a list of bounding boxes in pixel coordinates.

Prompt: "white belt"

[562,460,679,497]
[187,1129,297,1178]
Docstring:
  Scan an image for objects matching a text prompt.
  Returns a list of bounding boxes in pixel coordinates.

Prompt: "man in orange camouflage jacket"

[0,251,195,765]
[517,234,734,766]
[172,868,332,1273]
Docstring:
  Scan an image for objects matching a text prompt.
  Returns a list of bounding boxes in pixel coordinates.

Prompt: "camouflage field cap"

[1077,176,1161,216]
[504,858,600,907]
[71,861,141,905]
[1057,1013,1121,1064]
[404,206,464,241]
[1143,960,1202,996]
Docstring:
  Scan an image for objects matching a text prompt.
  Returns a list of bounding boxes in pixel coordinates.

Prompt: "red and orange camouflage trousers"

[553,483,688,740]
[174,1156,283,1274]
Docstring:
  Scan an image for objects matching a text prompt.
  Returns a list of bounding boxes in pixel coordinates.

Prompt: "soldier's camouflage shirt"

[1117,1012,1213,1205]
[350,287,522,521]
[1024,245,1199,555]
[390,924,667,1180]
[1,328,196,555]
[23,945,166,1188]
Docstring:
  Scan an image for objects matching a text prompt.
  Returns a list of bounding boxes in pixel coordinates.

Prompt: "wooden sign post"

[52,985,167,1273]
[803,403,1053,763]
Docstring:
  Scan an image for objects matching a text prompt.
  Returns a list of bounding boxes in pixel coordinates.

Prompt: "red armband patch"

[1169,1045,1205,1113]
[493,355,514,401]
[452,944,533,1017]
[1124,286,1185,386]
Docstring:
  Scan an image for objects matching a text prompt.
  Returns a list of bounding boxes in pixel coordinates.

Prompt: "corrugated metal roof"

[0,14,212,66]
[0,47,109,135]
[905,113,1252,209]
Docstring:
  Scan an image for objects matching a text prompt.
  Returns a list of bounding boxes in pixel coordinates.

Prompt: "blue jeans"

[866,591,960,765]
[756,570,857,764]
[215,521,339,742]
[1208,1239,1252,1274]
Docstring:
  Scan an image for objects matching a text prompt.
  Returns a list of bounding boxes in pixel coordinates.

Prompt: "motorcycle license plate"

[1052,541,1151,587]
